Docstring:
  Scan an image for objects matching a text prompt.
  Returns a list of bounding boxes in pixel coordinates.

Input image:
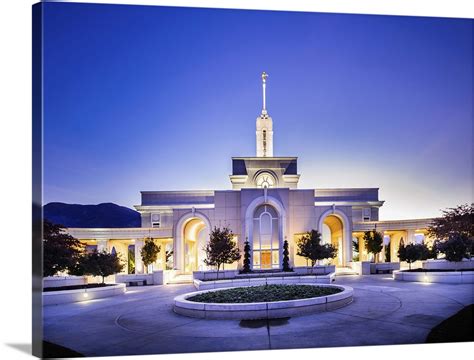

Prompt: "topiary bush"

[282,239,292,272]
[241,239,251,273]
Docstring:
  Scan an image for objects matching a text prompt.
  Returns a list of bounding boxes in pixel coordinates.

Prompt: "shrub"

[282,239,292,272]
[241,239,251,273]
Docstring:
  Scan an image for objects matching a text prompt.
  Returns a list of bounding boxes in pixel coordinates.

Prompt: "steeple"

[256,72,273,157]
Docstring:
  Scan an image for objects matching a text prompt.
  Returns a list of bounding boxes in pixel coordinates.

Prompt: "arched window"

[252,204,279,269]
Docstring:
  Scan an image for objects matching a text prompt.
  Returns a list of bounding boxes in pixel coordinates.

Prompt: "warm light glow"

[83,292,88,298]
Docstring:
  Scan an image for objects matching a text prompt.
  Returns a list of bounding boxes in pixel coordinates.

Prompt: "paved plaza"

[43,275,474,357]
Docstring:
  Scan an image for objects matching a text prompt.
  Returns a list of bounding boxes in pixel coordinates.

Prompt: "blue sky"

[43,3,473,220]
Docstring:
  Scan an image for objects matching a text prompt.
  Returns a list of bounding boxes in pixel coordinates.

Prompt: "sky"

[42,2,473,220]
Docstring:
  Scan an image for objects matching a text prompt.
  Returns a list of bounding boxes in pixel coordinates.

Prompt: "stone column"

[97,239,108,252]
[406,230,416,245]
[134,239,144,274]
[382,234,391,262]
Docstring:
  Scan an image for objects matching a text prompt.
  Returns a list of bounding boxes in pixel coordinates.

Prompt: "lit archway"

[318,209,352,266]
[322,215,344,266]
[174,212,211,274]
[244,195,286,271]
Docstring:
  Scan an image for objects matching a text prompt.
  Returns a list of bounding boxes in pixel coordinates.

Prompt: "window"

[151,213,161,228]
[252,204,280,269]
[255,172,276,188]
[363,208,371,221]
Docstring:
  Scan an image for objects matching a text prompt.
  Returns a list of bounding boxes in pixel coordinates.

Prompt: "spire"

[256,71,273,157]
[261,71,268,114]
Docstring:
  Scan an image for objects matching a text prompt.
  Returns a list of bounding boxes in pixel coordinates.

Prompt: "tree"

[75,250,125,284]
[364,231,383,263]
[282,239,292,272]
[398,242,435,270]
[43,220,84,277]
[427,204,474,262]
[428,203,474,240]
[140,237,161,273]
[437,234,472,262]
[296,230,337,273]
[203,227,241,279]
[241,238,251,273]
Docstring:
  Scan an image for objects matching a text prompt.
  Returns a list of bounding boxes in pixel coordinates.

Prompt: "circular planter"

[173,284,353,320]
[393,270,474,284]
[43,283,126,306]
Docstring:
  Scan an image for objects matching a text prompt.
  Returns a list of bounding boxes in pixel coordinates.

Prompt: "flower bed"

[188,284,341,303]
[173,283,353,319]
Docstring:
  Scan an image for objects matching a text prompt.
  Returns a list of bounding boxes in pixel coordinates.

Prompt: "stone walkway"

[43,275,474,357]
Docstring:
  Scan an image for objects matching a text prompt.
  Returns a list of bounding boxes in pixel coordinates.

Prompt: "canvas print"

[32,1,473,358]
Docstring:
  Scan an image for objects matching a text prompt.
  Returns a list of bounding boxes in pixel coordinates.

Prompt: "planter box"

[193,273,336,290]
[43,276,87,289]
[193,270,239,281]
[115,271,165,285]
[164,269,178,284]
[174,283,353,320]
[422,259,474,270]
[293,265,335,275]
[349,261,371,275]
[369,262,400,274]
[393,270,474,284]
[43,283,126,305]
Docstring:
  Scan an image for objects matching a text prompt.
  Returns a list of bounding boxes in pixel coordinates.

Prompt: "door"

[261,251,272,269]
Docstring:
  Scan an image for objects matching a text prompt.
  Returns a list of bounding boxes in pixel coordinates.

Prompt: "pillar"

[97,239,108,252]
[134,239,144,274]
[358,236,365,261]
[382,234,391,262]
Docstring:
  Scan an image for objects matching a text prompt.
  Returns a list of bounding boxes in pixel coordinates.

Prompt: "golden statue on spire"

[262,71,268,83]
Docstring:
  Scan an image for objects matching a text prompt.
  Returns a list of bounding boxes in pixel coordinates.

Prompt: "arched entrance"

[244,195,286,271]
[318,209,352,267]
[183,218,208,272]
[175,212,211,274]
[322,215,344,266]
[252,204,280,269]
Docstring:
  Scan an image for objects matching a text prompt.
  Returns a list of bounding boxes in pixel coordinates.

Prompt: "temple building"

[67,73,434,277]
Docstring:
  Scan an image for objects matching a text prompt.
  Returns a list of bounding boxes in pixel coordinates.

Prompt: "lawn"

[187,284,341,303]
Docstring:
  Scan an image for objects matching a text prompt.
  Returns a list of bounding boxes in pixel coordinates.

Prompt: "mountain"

[43,202,141,228]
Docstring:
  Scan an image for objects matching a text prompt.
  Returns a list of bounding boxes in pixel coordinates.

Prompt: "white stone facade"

[66,72,435,276]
